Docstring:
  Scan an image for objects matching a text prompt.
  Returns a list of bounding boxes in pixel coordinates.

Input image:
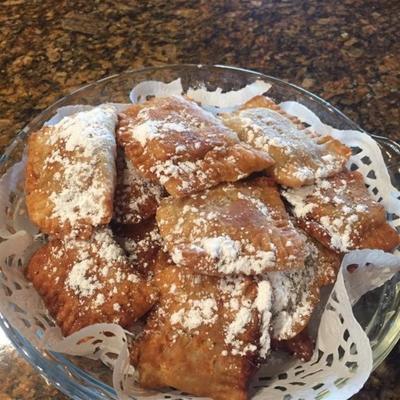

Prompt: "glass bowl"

[1,64,400,400]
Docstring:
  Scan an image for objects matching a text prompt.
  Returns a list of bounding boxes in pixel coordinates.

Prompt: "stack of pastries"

[24,94,399,400]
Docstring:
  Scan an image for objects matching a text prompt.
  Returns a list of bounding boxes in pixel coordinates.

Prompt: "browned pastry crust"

[112,217,162,279]
[272,329,315,362]
[132,254,272,400]
[117,95,274,198]
[282,170,400,252]
[26,229,157,336]
[268,233,342,341]
[113,148,163,225]
[221,95,351,187]
[156,176,307,276]
[25,107,118,239]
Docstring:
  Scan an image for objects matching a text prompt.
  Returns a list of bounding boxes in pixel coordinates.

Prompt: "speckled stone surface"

[0,0,399,399]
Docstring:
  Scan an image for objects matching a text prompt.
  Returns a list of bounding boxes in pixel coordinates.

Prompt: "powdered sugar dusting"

[66,259,101,297]
[152,264,274,360]
[130,120,160,146]
[222,104,349,186]
[170,298,218,330]
[62,228,142,312]
[267,237,331,340]
[44,106,117,229]
[201,236,240,260]
[281,185,317,218]
[159,179,303,276]
[149,157,214,193]
[225,306,254,354]
[118,95,272,197]
[221,277,272,357]
[237,107,304,153]
[129,118,187,147]
[114,155,163,224]
[255,280,273,357]
[282,174,374,252]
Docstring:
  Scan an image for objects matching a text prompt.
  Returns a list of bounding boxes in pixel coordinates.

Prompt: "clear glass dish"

[0,64,399,400]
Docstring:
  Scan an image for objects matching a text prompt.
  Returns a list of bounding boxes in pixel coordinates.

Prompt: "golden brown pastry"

[26,228,157,336]
[268,234,341,340]
[132,254,272,400]
[156,177,307,276]
[117,96,274,198]
[113,148,163,224]
[112,217,162,278]
[25,106,118,239]
[282,170,400,252]
[272,329,314,362]
[221,95,351,187]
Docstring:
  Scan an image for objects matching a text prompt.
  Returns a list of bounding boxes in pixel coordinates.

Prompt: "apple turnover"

[221,95,351,187]
[157,176,307,276]
[25,106,118,238]
[282,170,400,252]
[117,95,274,197]
[132,253,272,400]
[26,228,157,336]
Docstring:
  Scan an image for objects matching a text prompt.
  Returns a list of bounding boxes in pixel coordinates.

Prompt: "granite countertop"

[0,0,399,398]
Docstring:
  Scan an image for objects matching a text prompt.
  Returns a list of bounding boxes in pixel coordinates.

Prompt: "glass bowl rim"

[3,63,399,162]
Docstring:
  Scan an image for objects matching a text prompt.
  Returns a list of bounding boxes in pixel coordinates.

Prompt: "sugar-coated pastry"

[25,106,118,239]
[282,170,400,252]
[114,148,163,225]
[132,254,272,400]
[117,96,274,197]
[268,234,341,340]
[221,95,351,187]
[26,228,157,336]
[157,177,307,276]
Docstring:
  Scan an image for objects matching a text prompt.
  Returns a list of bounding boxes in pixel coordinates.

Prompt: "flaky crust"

[221,95,351,187]
[268,233,342,340]
[25,107,117,239]
[113,148,163,224]
[283,170,400,252]
[26,229,157,336]
[157,177,307,276]
[117,96,274,197]
[132,255,269,400]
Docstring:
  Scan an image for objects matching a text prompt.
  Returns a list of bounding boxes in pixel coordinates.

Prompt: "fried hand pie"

[157,177,307,276]
[268,234,341,340]
[117,95,274,197]
[26,228,157,336]
[282,170,400,252]
[114,148,163,224]
[25,106,118,238]
[221,95,351,187]
[132,256,272,400]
